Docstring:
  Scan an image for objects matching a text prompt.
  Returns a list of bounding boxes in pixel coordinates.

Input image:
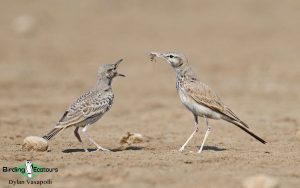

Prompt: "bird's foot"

[179,146,185,152]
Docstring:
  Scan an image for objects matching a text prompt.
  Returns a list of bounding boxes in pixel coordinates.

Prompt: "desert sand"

[0,1,299,188]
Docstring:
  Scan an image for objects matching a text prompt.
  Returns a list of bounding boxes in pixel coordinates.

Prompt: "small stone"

[22,136,48,152]
[242,174,279,188]
[120,132,144,145]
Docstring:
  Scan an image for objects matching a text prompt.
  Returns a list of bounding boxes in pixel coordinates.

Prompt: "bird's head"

[97,59,125,80]
[150,52,187,68]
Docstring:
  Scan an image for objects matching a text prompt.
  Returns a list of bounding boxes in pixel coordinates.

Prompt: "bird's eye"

[169,55,174,58]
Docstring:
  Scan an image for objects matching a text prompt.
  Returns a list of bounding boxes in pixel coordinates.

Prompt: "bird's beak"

[116,72,126,77]
[114,58,125,77]
[114,58,123,67]
[150,52,165,61]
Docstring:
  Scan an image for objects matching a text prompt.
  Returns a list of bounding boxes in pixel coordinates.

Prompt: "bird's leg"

[82,125,110,152]
[179,115,199,152]
[74,127,88,152]
[197,116,212,154]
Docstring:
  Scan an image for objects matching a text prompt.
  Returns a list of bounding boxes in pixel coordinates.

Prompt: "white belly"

[178,89,221,119]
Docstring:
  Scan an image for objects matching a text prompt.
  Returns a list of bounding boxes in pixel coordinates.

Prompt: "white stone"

[243,174,279,188]
[23,136,48,152]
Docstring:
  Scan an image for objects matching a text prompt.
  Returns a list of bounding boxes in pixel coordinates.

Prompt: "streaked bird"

[149,52,266,153]
[42,59,125,152]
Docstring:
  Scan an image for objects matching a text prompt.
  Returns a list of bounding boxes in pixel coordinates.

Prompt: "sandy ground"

[0,0,300,187]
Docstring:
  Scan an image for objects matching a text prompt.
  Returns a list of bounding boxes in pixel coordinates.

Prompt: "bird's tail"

[223,117,266,144]
[42,127,64,141]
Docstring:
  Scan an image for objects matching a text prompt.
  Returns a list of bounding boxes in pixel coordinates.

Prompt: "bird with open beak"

[43,59,125,152]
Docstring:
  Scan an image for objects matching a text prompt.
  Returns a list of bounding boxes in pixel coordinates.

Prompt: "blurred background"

[1,0,299,116]
[0,0,299,188]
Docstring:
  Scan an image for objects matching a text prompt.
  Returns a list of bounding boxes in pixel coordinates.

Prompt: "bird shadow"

[196,145,226,152]
[62,146,144,153]
[111,146,145,152]
[62,148,93,153]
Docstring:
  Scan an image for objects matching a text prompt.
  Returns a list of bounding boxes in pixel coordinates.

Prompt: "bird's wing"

[184,80,248,127]
[183,80,225,112]
[55,90,113,128]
